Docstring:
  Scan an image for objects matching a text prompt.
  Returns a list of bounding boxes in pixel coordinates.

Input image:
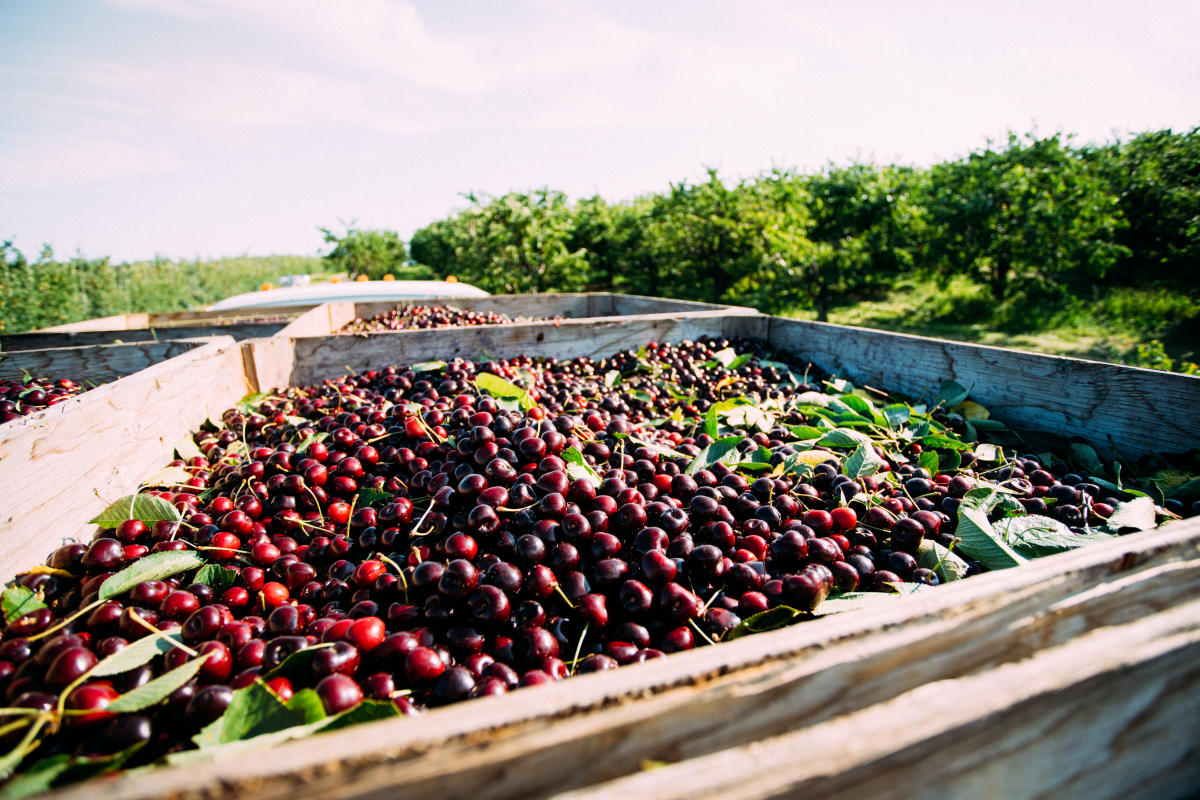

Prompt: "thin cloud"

[2,135,182,189]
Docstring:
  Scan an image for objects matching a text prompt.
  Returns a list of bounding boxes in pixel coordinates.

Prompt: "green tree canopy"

[927,132,1128,303]
[320,224,408,281]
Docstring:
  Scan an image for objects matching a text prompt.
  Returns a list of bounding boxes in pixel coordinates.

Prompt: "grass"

[780,274,1200,372]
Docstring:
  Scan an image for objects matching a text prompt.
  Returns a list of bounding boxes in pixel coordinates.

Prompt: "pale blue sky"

[2,0,1197,263]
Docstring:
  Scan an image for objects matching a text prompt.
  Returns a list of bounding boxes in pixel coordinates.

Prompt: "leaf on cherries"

[953,488,1028,570]
[843,442,885,480]
[194,564,238,592]
[1,586,47,626]
[107,654,211,712]
[354,487,393,507]
[995,515,1115,559]
[409,361,446,373]
[561,447,602,488]
[192,681,307,749]
[1104,496,1157,533]
[88,493,181,528]
[685,436,744,475]
[98,551,207,601]
[89,632,184,678]
[725,606,805,640]
[318,699,401,731]
[917,540,969,583]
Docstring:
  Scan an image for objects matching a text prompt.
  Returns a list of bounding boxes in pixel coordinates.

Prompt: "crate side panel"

[610,294,745,314]
[556,600,1200,800]
[0,340,209,383]
[284,316,733,385]
[0,340,252,582]
[275,302,357,339]
[766,316,1200,456]
[34,313,148,333]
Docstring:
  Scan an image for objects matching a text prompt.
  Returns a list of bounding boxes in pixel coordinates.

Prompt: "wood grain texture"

[0,338,253,582]
[275,302,356,339]
[36,313,149,333]
[2,323,286,350]
[43,519,1200,800]
[254,312,752,388]
[273,294,747,338]
[762,316,1200,457]
[0,339,212,384]
[609,293,753,315]
[555,599,1200,800]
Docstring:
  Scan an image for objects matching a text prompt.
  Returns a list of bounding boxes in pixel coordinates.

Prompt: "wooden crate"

[45,519,1199,800]
[274,292,756,339]
[4,311,1197,800]
[3,306,317,350]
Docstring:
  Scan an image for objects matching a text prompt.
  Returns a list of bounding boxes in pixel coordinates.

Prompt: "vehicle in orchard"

[207,279,489,311]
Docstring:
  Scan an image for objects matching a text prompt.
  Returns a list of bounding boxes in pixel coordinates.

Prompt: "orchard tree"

[568,195,622,292]
[408,219,457,277]
[801,163,920,320]
[731,165,921,320]
[927,133,1128,302]
[435,190,589,294]
[320,223,408,280]
[645,169,766,303]
[1108,127,1200,284]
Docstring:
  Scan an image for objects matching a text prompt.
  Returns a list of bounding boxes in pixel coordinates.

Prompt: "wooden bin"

[5,312,1198,800]
[274,292,756,338]
[3,306,318,350]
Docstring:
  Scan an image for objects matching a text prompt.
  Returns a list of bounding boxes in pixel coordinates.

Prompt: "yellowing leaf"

[713,375,739,391]
[793,449,837,467]
[959,400,990,420]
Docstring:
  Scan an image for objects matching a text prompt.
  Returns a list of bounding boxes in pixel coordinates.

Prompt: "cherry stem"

[553,583,576,609]
[129,609,198,657]
[0,715,47,779]
[27,598,104,643]
[688,618,717,647]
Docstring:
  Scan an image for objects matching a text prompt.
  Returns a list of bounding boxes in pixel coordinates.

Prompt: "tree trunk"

[991,257,1011,302]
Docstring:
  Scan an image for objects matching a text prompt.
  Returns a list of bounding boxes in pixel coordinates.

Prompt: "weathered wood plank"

[610,293,751,315]
[2,322,287,350]
[0,339,253,580]
[275,302,357,339]
[362,294,598,320]
[257,313,748,388]
[0,340,212,384]
[273,294,743,339]
[36,313,149,333]
[764,316,1200,457]
[45,520,1200,800]
[555,599,1200,800]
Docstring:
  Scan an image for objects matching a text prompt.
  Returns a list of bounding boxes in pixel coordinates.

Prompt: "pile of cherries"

[0,375,88,424]
[337,304,562,333]
[0,337,1177,772]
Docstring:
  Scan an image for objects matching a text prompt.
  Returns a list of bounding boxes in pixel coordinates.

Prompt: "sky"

[1,0,1197,264]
